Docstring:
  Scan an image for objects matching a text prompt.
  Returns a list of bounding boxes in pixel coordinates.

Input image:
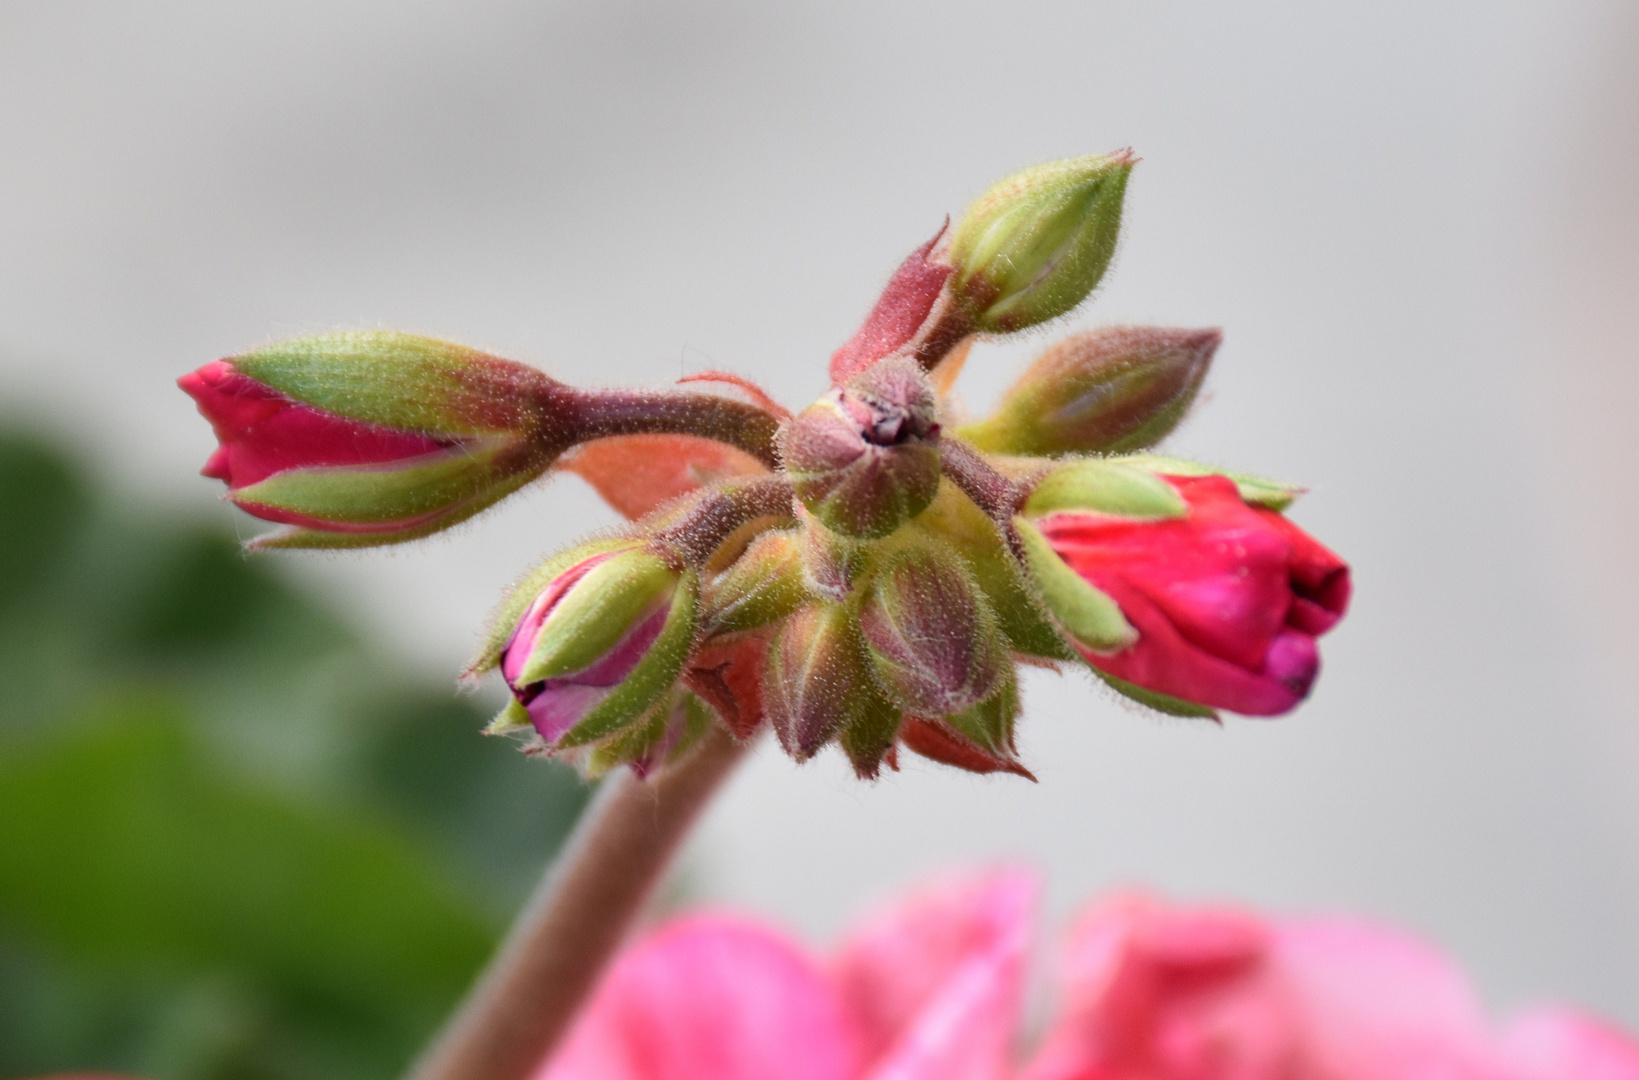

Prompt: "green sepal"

[467,538,640,676]
[555,572,698,749]
[484,698,535,738]
[518,552,680,684]
[585,691,716,778]
[234,331,551,435]
[1024,459,1187,520]
[837,690,904,780]
[1117,455,1303,511]
[945,670,1022,756]
[702,529,810,634]
[233,439,529,526]
[584,694,669,777]
[1014,517,1136,654]
[1095,670,1218,720]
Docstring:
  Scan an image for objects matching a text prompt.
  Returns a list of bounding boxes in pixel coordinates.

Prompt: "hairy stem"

[939,438,1027,521]
[405,725,753,1080]
[651,476,798,567]
[566,387,784,467]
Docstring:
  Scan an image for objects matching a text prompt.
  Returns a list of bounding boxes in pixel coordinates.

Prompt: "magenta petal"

[1500,1008,1639,1080]
[1263,631,1320,700]
[537,915,861,1080]
[522,684,611,743]
[178,360,448,489]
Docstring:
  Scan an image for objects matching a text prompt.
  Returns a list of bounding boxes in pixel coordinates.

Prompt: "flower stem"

[566,387,784,467]
[405,725,754,1080]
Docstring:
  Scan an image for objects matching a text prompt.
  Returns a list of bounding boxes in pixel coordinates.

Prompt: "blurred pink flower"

[536,874,1639,1080]
[536,870,1036,1080]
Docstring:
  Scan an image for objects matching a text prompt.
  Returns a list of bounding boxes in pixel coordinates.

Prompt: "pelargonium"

[535,870,1639,1080]
[180,151,1352,780]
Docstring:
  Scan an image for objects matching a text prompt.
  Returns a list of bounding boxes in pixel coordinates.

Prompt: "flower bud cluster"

[179,153,1353,781]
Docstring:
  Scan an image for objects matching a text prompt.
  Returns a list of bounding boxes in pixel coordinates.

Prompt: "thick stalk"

[566,387,784,467]
[406,725,753,1080]
[650,476,798,567]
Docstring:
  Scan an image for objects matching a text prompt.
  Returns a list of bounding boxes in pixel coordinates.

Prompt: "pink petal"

[832,869,1038,1080]
[538,915,861,1080]
[1500,1008,1639,1080]
[1021,892,1299,1080]
[1274,919,1500,1079]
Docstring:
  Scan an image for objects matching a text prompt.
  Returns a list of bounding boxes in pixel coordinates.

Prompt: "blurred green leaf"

[0,702,495,1077]
[0,429,89,607]
[0,426,592,1079]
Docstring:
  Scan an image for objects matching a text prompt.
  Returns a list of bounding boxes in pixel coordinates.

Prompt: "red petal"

[898,718,1035,780]
[178,360,446,489]
[829,222,953,386]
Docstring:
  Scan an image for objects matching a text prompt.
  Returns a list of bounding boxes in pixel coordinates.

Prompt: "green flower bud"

[782,359,942,539]
[701,529,810,634]
[949,151,1133,334]
[858,545,1004,716]
[764,601,897,762]
[907,482,1074,661]
[179,332,570,549]
[961,326,1219,456]
[476,541,699,752]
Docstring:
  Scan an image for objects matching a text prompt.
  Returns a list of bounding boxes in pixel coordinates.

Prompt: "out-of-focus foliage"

[0,424,591,1080]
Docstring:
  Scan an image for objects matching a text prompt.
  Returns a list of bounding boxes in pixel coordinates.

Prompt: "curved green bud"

[556,569,698,748]
[960,327,1218,456]
[950,152,1133,334]
[516,551,681,684]
[765,601,895,762]
[232,331,562,436]
[701,529,810,635]
[468,537,640,676]
[859,545,1004,716]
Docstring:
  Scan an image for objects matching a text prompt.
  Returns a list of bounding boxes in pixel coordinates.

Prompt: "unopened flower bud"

[859,545,1004,716]
[476,541,698,749]
[701,529,809,635]
[962,326,1219,456]
[949,152,1133,334]
[1018,459,1351,717]
[586,689,714,779]
[782,359,941,539]
[764,602,897,762]
[178,332,566,548]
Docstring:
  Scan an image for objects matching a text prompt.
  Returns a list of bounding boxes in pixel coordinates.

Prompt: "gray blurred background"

[3,0,1637,1028]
